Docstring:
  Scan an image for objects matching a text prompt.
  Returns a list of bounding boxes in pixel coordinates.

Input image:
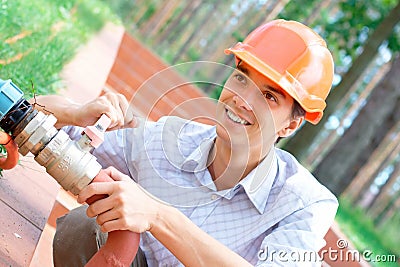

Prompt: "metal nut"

[35,130,70,166]
[19,114,57,156]
[14,111,46,148]
[31,127,58,155]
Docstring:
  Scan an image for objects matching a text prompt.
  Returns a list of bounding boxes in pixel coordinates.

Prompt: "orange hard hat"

[225,19,334,124]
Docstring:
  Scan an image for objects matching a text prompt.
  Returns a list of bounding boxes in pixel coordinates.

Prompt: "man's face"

[215,62,302,154]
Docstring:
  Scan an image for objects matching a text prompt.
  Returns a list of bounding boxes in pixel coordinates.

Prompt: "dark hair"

[276,101,305,144]
[291,100,306,119]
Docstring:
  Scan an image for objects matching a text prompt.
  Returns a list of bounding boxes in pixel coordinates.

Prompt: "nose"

[233,94,253,111]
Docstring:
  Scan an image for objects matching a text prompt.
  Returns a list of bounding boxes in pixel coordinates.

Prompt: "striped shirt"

[65,116,338,266]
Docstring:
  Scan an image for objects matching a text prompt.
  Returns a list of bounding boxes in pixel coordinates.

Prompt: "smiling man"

[39,19,337,266]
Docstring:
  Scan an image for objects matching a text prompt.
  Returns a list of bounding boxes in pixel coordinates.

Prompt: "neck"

[207,138,265,191]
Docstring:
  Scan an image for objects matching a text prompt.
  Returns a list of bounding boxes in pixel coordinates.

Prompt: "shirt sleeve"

[255,197,338,266]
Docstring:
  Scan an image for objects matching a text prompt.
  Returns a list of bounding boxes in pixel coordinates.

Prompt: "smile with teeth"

[226,109,250,125]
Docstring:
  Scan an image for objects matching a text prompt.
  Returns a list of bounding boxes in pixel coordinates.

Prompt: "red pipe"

[85,169,140,267]
[0,132,19,170]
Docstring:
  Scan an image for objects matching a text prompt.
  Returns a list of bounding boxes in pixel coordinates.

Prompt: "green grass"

[0,0,120,97]
[336,198,399,266]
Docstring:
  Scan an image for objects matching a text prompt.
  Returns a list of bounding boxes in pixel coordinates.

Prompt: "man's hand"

[32,92,137,129]
[77,167,162,233]
[78,167,251,266]
[72,92,137,130]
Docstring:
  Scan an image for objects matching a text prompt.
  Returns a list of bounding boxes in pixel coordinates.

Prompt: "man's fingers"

[126,116,138,128]
[96,209,119,226]
[86,197,114,218]
[103,166,132,182]
[76,91,138,129]
[110,94,125,127]
[100,218,149,233]
[100,218,125,233]
[117,94,135,126]
[77,182,115,204]
[124,105,138,128]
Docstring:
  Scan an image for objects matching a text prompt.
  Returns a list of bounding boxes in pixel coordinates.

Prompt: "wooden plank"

[0,156,60,266]
[0,200,42,267]
[105,32,217,125]
[0,157,60,230]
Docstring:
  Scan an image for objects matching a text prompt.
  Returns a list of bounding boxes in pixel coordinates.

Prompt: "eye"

[263,91,277,102]
[234,73,247,84]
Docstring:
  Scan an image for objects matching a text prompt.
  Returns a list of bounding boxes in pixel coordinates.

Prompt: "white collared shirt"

[64,116,338,266]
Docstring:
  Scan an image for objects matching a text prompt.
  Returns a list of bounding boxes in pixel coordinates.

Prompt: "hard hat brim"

[225,48,324,124]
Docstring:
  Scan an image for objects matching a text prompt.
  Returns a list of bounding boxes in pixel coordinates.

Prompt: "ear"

[277,117,304,138]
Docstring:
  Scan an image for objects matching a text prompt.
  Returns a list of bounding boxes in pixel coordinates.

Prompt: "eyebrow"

[236,63,249,75]
[265,85,286,99]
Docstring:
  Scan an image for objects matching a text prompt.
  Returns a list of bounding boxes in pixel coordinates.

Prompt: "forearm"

[151,205,252,267]
[30,95,80,128]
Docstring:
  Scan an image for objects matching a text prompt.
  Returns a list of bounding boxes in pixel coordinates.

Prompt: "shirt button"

[211,194,218,200]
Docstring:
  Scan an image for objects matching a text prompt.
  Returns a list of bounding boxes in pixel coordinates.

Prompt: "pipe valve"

[0,79,106,195]
[0,79,140,266]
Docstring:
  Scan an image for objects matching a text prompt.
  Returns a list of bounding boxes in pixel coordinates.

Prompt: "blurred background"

[1,0,399,266]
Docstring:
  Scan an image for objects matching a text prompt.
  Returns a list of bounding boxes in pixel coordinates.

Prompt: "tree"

[139,0,181,38]
[343,120,400,202]
[154,1,201,45]
[313,56,400,195]
[374,190,400,226]
[302,0,332,26]
[368,162,400,217]
[283,1,400,162]
[172,1,222,64]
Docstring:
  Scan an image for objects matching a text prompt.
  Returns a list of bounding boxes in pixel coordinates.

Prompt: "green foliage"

[0,142,6,176]
[322,0,397,70]
[231,30,244,42]
[136,2,157,28]
[278,0,320,22]
[99,0,137,22]
[336,197,399,266]
[0,0,117,97]
[209,85,223,100]
[377,211,400,251]
[187,47,200,61]
[209,74,230,100]
[387,24,400,52]
[279,0,399,72]
[157,5,183,34]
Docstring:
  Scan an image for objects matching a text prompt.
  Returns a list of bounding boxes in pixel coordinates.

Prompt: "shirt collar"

[180,134,216,173]
[179,131,278,214]
[238,148,277,214]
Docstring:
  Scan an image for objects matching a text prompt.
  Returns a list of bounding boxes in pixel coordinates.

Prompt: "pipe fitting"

[35,127,102,195]
[14,111,47,155]
[17,113,58,156]
[11,110,103,195]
